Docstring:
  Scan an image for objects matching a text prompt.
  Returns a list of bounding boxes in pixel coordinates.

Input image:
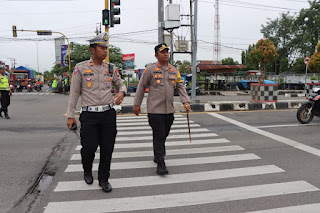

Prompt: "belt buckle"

[98,106,104,112]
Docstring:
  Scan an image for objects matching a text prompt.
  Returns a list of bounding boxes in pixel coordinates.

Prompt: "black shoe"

[4,114,10,119]
[99,182,112,193]
[84,172,93,185]
[155,157,168,175]
[0,111,3,118]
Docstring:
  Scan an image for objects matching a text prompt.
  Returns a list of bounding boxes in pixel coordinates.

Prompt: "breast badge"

[86,82,92,88]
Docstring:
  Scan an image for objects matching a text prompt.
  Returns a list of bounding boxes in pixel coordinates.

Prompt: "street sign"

[304,56,310,65]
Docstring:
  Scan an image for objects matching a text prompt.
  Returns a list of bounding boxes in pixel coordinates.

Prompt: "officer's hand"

[133,105,140,116]
[184,102,191,112]
[67,118,77,130]
[114,92,124,105]
[9,91,12,97]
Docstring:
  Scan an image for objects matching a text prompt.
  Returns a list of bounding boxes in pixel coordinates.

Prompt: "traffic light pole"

[105,0,110,63]
[16,29,71,72]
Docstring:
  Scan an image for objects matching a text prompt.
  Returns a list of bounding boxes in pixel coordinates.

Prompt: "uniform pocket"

[168,74,176,86]
[154,74,164,86]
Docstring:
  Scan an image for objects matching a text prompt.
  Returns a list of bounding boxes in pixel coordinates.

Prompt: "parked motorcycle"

[9,84,14,93]
[35,83,42,92]
[16,82,23,92]
[297,86,320,124]
[27,83,33,92]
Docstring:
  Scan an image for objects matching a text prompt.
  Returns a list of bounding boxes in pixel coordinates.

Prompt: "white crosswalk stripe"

[117,128,209,135]
[45,181,318,213]
[245,203,320,213]
[13,92,54,96]
[71,145,244,160]
[55,165,284,192]
[75,138,231,150]
[44,115,320,213]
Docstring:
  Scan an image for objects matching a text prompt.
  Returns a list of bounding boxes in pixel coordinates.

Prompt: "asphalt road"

[0,88,72,213]
[35,109,320,212]
[3,91,320,213]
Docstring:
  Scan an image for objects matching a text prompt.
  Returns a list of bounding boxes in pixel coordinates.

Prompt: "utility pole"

[169,0,174,64]
[105,0,110,62]
[191,0,198,102]
[158,0,164,43]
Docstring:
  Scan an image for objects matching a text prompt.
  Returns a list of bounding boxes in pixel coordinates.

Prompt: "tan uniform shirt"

[134,62,190,114]
[67,58,127,118]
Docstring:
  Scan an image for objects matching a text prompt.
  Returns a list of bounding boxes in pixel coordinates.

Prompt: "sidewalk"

[115,91,306,114]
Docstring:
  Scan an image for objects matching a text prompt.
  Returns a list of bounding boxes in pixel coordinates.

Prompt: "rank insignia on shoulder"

[85,70,92,73]
[86,82,92,88]
[86,77,92,81]
[73,68,79,75]
[143,69,147,74]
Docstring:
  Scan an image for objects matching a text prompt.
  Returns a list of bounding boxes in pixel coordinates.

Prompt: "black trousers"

[0,90,10,114]
[79,109,117,183]
[148,113,174,158]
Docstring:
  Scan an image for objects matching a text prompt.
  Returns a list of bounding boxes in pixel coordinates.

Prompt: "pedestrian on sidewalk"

[133,43,190,175]
[66,32,127,193]
[0,65,12,119]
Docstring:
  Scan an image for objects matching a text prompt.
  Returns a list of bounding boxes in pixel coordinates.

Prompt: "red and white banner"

[122,54,135,61]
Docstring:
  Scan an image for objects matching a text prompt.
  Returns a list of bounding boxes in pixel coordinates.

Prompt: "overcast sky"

[0,0,310,73]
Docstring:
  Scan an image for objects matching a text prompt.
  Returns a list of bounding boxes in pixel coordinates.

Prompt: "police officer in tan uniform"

[133,43,190,175]
[66,32,127,193]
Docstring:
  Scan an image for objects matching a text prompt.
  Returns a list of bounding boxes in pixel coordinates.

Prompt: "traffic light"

[12,25,17,37]
[110,0,120,27]
[102,9,110,26]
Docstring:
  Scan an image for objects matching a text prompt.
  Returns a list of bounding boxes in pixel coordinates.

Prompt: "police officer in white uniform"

[66,32,127,193]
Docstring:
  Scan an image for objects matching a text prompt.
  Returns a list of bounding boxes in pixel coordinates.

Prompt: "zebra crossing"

[43,114,320,213]
[12,92,55,96]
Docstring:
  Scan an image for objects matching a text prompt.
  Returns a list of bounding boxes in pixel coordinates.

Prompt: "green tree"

[242,44,258,70]
[109,44,125,69]
[177,60,191,73]
[249,39,279,79]
[50,43,125,76]
[222,57,239,65]
[294,0,320,57]
[290,58,305,73]
[308,43,320,73]
[279,57,289,73]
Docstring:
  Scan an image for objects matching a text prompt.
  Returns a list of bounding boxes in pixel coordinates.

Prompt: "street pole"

[35,41,39,74]
[191,0,198,102]
[305,64,308,94]
[105,0,110,62]
[158,0,164,44]
[169,0,174,64]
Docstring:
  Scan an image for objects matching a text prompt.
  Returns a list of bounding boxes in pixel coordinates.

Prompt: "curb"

[116,100,304,114]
